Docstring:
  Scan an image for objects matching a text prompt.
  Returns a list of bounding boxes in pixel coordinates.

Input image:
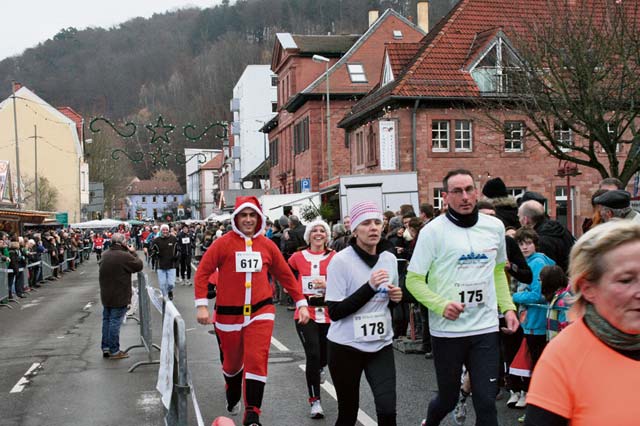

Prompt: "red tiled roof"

[386,42,421,80]
[342,0,562,124]
[57,106,83,140]
[128,180,183,195]
[200,155,224,170]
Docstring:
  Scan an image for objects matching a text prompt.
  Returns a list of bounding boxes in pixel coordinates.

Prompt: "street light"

[312,54,332,179]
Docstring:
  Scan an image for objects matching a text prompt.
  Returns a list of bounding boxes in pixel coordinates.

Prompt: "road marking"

[82,302,93,311]
[21,299,41,310]
[10,363,42,393]
[299,364,377,426]
[186,328,196,332]
[270,337,289,352]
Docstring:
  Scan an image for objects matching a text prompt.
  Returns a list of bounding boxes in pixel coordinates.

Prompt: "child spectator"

[539,265,572,341]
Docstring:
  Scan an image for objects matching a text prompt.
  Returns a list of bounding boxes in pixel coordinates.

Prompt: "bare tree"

[22,175,59,211]
[483,0,640,186]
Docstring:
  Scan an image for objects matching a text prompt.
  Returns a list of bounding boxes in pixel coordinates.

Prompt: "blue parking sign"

[301,178,311,192]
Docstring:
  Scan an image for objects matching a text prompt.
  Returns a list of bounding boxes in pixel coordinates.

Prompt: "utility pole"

[29,125,39,210]
[11,82,22,205]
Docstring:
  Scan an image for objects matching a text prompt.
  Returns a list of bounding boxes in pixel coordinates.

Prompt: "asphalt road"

[0,254,523,426]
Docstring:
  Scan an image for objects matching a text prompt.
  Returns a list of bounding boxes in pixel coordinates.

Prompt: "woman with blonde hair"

[525,220,640,426]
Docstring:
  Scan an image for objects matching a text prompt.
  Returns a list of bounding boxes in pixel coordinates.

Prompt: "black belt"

[216,297,273,316]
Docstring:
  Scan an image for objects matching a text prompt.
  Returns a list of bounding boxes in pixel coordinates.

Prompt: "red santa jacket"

[194,231,306,322]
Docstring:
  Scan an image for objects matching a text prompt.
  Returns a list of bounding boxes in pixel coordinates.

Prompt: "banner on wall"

[379,120,396,170]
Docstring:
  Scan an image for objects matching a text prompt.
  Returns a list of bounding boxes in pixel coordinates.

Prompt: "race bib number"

[181,237,190,244]
[301,275,325,295]
[353,311,389,342]
[455,280,488,308]
[235,252,262,273]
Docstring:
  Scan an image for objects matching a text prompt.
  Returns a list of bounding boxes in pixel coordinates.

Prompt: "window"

[507,187,526,199]
[432,120,449,151]
[393,30,403,40]
[455,120,472,151]
[152,196,157,203]
[347,64,367,83]
[504,121,524,151]
[269,138,279,166]
[163,196,167,202]
[293,117,309,154]
[433,188,444,210]
[271,76,278,87]
[141,196,146,203]
[602,123,621,153]
[271,102,278,113]
[554,122,573,152]
[355,131,365,166]
[471,37,521,93]
[366,126,377,166]
[174,196,178,202]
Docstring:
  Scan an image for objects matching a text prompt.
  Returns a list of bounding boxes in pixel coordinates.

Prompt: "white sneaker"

[515,391,527,409]
[187,279,193,286]
[176,277,183,284]
[310,400,324,419]
[507,390,519,408]
[452,398,467,425]
[227,400,241,416]
[319,367,326,384]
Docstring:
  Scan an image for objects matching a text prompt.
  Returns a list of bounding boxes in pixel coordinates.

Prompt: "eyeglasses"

[448,186,476,196]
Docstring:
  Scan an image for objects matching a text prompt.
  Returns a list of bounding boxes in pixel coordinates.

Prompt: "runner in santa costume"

[195,196,310,426]
[287,219,336,419]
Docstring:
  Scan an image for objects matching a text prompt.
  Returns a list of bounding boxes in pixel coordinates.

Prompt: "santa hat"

[231,195,266,237]
[350,201,383,231]
[303,219,331,244]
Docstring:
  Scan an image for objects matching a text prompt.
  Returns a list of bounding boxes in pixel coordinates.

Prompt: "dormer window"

[393,30,403,40]
[382,53,394,86]
[347,64,367,83]
[471,37,521,93]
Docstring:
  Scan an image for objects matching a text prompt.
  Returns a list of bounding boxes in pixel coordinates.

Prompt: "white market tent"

[204,212,232,222]
[69,219,127,229]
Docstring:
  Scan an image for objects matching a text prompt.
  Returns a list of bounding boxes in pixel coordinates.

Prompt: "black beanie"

[482,177,508,198]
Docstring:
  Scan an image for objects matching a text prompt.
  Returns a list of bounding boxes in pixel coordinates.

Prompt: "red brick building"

[337,0,632,235]
[264,9,426,195]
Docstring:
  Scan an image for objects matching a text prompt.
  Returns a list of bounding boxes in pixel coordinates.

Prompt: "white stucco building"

[184,148,220,219]
[230,65,277,186]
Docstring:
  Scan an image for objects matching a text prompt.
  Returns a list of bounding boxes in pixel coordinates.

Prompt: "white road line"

[82,302,93,311]
[270,336,289,352]
[10,363,41,393]
[299,364,377,426]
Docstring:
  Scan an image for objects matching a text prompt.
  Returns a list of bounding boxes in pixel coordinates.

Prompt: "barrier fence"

[125,272,161,372]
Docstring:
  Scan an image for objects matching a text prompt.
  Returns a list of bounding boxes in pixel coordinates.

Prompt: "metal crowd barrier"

[125,272,161,372]
[0,268,10,308]
[161,301,191,426]
[41,253,54,280]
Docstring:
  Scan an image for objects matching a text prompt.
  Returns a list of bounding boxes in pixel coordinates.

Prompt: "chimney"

[12,81,22,93]
[417,1,430,33]
[368,10,379,27]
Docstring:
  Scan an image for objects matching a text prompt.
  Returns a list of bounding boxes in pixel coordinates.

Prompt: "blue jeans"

[157,268,176,298]
[101,306,128,355]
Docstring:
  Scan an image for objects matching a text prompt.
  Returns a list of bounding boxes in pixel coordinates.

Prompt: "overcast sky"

[0,0,222,61]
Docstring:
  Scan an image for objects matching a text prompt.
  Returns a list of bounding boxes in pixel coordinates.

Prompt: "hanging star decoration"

[149,145,172,168]
[145,115,175,144]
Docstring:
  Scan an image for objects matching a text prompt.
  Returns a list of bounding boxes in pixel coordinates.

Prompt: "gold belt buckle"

[243,304,251,316]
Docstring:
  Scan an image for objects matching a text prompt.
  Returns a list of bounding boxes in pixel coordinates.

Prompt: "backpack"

[546,286,573,341]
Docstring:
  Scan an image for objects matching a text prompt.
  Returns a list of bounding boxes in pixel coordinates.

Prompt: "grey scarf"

[583,303,640,352]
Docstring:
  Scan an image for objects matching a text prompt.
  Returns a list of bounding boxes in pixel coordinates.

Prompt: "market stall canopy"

[127,219,145,225]
[205,212,232,222]
[70,219,127,229]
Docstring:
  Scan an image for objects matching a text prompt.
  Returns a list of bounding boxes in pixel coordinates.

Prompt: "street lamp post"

[312,54,331,179]
[556,161,581,234]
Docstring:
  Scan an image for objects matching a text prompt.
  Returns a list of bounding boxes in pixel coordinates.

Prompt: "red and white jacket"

[288,249,335,323]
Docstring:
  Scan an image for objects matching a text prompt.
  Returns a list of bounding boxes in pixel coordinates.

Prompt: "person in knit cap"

[481,177,520,229]
[325,201,403,426]
[287,218,336,419]
[194,196,310,426]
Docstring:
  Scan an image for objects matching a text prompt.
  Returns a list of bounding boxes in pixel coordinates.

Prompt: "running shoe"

[507,390,519,408]
[452,398,467,425]
[310,400,324,419]
[227,401,241,416]
[518,414,526,423]
[515,391,527,409]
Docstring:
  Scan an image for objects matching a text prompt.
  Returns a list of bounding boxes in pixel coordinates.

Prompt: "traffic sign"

[301,178,311,193]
